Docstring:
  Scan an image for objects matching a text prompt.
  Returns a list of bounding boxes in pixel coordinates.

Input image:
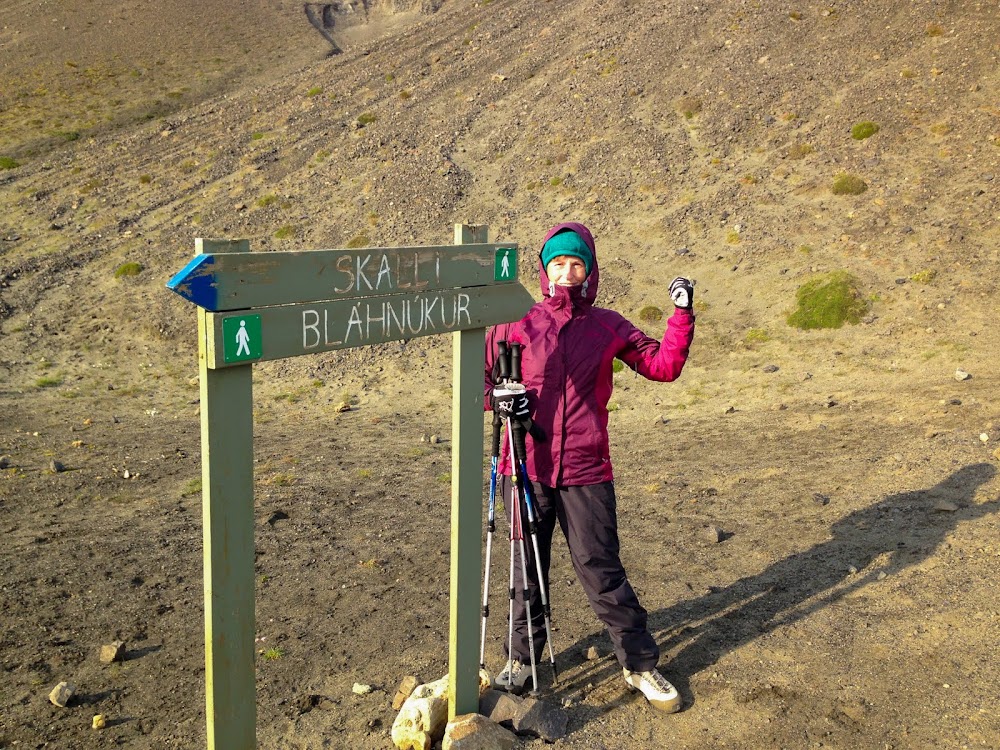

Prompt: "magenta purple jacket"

[484,222,695,487]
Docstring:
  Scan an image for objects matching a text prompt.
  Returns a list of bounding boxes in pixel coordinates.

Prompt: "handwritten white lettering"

[303,309,321,349]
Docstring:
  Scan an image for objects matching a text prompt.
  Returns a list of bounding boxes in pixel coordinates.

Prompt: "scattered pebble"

[877,572,887,581]
[0,455,11,469]
[92,714,106,730]
[979,433,989,443]
[847,565,859,575]
[933,500,959,513]
[812,493,830,506]
[266,510,289,526]
[955,369,972,381]
[762,364,779,373]
[49,460,66,473]
[702,525,724,544]
[429,434,441,444]
[583,645,601,661]
[335,401,352,412]
[352,682,373,695]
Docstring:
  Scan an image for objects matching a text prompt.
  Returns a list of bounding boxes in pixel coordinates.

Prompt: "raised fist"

[669,276,694,310]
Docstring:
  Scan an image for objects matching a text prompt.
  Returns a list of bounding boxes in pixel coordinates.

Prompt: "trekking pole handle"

[511,419,529,466]
[491,416,502,458]
[496,340,511,382]
[510,342,523,383]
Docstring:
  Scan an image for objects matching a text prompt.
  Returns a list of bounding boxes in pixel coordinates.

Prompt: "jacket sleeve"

[617,308,695,382]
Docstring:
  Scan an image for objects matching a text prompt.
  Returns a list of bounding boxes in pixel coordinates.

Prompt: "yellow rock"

[92,714,106,730]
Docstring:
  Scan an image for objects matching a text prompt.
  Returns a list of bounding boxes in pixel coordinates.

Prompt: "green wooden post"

[448,224,488,718]
[197,238,256,750]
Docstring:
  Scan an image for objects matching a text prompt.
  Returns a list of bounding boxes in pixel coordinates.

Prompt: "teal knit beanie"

[540,230,593,275]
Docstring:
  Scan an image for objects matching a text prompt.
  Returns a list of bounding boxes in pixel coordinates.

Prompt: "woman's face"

[545,255,588,287]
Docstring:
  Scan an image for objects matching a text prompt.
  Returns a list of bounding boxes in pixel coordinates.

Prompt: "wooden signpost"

[167,225,533,749]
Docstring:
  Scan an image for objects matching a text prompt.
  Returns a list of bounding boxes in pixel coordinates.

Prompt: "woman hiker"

[484,221,695,713]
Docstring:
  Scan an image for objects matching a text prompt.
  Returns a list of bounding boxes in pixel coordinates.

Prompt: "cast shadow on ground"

[556,462,997,717]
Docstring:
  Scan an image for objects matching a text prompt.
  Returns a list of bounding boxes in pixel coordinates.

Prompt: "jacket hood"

[538,222,599,305]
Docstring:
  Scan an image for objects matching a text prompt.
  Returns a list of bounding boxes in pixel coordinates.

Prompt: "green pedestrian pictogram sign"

[222,315,262,363]
[494,246,516,281]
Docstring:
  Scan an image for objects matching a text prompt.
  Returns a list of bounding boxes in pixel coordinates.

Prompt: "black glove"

[669,276,694,309]
[491,386,530,420]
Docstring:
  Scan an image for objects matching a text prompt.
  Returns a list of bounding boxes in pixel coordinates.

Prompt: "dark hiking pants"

[499,477,659,672]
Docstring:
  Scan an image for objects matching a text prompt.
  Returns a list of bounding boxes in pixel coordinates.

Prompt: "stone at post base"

[392,675,421,710]
[442,713,516,750]
[513,696,569,741]
[391,671,492,750]
[478,688,522,726]
[391,675,449,750]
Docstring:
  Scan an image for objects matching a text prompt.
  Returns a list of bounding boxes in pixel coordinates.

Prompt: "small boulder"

[702,525,724,544]
[49,459,66,473]
[955,369,972,381]
[583,645,601,661]
[0,455,12,469]
[48,681,76,707]
[479,689,521,726]
[392,675,421,710]
[92,714,106,730]
[99,640,126,664]
[442,713,516,750]
[513,697,568,741]
[392,676,450,750]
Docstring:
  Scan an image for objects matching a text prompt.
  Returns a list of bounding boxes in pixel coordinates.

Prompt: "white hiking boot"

[623,667,681,713]
[493,659,534,694]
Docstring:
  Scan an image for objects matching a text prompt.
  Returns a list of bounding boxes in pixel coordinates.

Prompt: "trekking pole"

[492,342,519,690]
[479,392,503,671]
[492,341,540,694]
[506,343,559,686]
[505,445,539,695]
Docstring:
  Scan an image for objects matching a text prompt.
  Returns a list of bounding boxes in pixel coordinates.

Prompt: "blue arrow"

[166,254,218,310]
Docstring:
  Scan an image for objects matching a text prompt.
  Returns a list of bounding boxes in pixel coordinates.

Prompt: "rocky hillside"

[2,3,999,749]
[2,0,998,402]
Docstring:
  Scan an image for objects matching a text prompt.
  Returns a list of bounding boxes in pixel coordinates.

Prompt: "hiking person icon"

[235,320,251,357]
[501,249,511,278]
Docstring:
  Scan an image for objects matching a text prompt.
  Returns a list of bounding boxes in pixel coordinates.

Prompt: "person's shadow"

[559,462,997,712]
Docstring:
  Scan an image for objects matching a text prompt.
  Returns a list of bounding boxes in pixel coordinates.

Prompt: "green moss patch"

[851,121,880,140]
[832,173,868,196]
[638,305,663,323]
[114,262,143,278]
[787,271,868,330]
